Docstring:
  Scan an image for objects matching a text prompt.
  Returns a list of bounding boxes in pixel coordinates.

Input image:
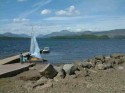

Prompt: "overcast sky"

[0,0,125,35]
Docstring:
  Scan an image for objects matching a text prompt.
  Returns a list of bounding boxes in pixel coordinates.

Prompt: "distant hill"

[41,30,95,38]
[42,30,76,38]
[37,34,44,38]
[2,32,30,38]
[1,29,125,39]
[75,31,93,35]
[93,29,125,38]
[0,32,30,39]
[51,34,109,39]
[41,29,125,39]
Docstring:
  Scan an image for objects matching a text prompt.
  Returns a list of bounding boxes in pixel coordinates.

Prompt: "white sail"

[30,33,42,59]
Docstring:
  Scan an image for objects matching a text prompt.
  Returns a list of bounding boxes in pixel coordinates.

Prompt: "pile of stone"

[22,53,125,91]
[93,53,125,70]
[23,63,84,91]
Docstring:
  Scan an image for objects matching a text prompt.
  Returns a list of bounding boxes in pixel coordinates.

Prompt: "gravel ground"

[0,63,125,93]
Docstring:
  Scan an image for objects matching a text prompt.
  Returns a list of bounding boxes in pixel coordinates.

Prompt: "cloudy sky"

[0,0,125,35]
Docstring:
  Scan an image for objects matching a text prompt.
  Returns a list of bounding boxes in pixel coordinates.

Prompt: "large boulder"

[39,64,58,79]
[105,58,115,65]
[73,61,83,70]
[95,55,105,61]
[74,61,83,67]
[63,64,78,75]
[82,62,93,69]
[103,63,113,69]
[115,59,123,65]
[96,64,105,70]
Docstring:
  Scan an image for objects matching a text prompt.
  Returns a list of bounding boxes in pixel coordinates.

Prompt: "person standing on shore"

[19,53,23,64]
[26,53,31,63]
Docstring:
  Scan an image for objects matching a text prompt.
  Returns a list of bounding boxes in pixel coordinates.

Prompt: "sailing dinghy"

[30,33,41,59]
[30,33,47,62]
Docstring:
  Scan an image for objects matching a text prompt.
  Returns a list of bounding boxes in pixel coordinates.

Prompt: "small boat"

[42,47,50,53]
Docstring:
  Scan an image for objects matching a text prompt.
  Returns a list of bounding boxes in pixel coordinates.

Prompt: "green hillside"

[50,35,110,39]
[0,36,29,40]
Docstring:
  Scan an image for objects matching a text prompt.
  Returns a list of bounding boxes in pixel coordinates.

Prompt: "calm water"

[0,39,125,64]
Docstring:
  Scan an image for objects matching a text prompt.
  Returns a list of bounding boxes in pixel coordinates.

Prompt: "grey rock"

[39,64,58,79]
[75,68,90,77]
[54,65,63,72]
[105,58,115,65]
[54,65,66,79]
[97,59,104,63]
[110,53,125,59]
[70,74,77,79]
[83,68,90,77]
[118,66,124,70]
[54,70,66,81]
[83,59,90,62]
[115,59,123,65]
[74,61,83,67]
[91,59,97,67]
[103,63,113,69]
[74,61,83,70]
[95,55,105,60]
[63,64,78,75]
[82,62,93,69]
[97,64,105,70]
[58,69,66,79]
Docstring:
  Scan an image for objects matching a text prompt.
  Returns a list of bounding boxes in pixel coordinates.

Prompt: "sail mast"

[30,26,42,59]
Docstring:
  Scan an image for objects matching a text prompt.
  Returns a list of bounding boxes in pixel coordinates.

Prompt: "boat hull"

[30,57,47,62]
[42,50,50,53]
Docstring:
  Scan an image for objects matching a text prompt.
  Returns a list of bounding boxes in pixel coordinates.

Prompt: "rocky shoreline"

[1,53,125,93]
